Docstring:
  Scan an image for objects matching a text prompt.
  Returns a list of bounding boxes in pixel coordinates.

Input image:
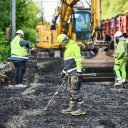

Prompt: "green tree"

[16,0,40,43]
[0,29,10,63]
[0,0,10,31]
[0,0,10,62]
[0,0,41,62]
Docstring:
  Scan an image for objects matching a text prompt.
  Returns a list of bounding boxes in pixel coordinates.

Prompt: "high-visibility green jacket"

[114,38,127,60]
[64,40,83,73]
[11,35,28,58]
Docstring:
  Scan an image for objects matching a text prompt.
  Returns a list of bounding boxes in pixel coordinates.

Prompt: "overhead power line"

[11,0,16,39]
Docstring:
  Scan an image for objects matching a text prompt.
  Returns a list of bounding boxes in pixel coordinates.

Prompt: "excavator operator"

[57,34,86,116]
[76,15,86,31]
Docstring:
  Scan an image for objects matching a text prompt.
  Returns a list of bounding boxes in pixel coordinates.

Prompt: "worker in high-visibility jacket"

[114,31,127,86]
[57,34,86,116]
[9,30,30,88]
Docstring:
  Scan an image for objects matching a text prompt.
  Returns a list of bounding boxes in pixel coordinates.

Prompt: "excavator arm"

[58,0,79,35]
[58,0,102,39]
[62,0,79,6]
[91,0,101,39]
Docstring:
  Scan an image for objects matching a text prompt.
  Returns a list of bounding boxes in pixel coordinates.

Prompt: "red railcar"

[110,17,117,35]
[104,20,111,35]
[120,15,128,33]
[101,14,128,37]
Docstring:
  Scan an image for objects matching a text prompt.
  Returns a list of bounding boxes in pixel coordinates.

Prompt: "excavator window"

[74,12,91,31]
[73,11,91,41]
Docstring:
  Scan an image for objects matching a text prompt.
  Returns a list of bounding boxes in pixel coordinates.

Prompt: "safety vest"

[11,35,28,58]
[64,40,83,73]
[114,39,127,60]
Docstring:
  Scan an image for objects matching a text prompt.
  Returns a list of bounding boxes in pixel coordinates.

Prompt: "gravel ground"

[0,61,128,128]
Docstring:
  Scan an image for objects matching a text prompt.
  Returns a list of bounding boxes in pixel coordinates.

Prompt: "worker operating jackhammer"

[57,34,86,116]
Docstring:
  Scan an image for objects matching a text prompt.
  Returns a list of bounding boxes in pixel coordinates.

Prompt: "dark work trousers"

[67,74,82,101]
[13,61,26,85]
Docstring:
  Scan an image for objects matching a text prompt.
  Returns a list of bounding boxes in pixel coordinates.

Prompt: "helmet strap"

[61,39,70,48]
[62,39,69,44]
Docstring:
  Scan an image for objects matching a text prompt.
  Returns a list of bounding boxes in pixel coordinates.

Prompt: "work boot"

[71,100,86,116]
[114,77,124,86]
[114,80,123,86]
[120,79,126,84]
[15,84,27,88]
[62,100,76,114]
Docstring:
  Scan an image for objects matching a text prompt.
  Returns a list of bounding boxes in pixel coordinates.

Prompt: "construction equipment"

[36,0,100,55]
[35,0,115,80]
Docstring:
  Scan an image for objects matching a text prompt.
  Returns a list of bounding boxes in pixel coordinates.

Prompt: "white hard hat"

[16,30,24,37]
[114,31,123,37]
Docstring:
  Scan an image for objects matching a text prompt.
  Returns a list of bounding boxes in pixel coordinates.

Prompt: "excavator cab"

[73,9,92,41]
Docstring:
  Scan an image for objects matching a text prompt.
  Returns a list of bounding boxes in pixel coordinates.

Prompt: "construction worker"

[57,34,86,116]
[9,30,30,87]
[114,31,127,86]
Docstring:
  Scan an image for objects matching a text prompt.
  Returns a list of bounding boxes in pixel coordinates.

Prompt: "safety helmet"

[57,34,69,45]
[114,31,123,37]
[16,30,24,37]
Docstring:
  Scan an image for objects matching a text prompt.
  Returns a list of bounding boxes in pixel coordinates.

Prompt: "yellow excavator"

[36,0,100,55]
[36,0,114,72]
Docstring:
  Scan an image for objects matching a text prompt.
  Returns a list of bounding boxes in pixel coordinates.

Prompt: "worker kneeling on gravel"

[8,30,30,88]
[114,31,127,86]
[57,34,86,116]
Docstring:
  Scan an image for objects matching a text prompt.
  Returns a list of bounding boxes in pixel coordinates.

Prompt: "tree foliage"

[0,29,10,62]
[0,0,41,62]
[101,0,128,20]
[0,0,10,31]
[16,0,40,43]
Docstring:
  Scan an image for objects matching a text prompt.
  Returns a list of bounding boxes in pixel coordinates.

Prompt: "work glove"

[30,47,37,54]
[58,69,68,78]
[61,69,68,78]
[114,54,118,58]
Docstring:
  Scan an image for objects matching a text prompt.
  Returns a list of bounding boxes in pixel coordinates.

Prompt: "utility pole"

[41,0,44,24]
[11,0,16,39]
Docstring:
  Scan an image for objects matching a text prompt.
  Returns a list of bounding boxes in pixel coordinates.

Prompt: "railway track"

[28,53,115,82]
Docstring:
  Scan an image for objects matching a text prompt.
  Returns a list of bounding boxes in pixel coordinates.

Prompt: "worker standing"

[114,31,127,86]
[57,34,86,116]
[9,30,30,87]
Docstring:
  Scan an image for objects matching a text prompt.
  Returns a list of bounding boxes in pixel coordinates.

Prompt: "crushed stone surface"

[0,61,128,128]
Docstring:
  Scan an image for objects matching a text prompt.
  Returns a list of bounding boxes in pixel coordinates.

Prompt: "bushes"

[0,29,10,63]
[22,27,36,46]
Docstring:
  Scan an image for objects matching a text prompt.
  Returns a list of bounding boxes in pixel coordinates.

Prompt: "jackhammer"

[43,76,67,110]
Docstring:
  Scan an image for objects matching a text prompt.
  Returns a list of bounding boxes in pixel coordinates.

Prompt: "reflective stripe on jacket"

[114,38,127,60]
[64,40,83,73]
[11,35,28,58]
